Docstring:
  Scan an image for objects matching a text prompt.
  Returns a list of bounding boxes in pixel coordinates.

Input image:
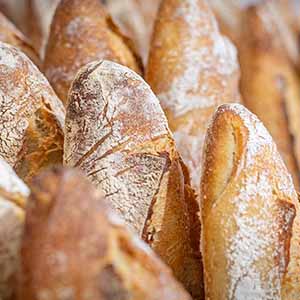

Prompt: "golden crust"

[64,60,203,299]
[0,42,65,184]
[146,0,240,194]
[18,167,192,300]
[200,103,298,300]
[44,0,143,105]
[0,158,28,300]
[239,4,300,189]
[0,11,40,66]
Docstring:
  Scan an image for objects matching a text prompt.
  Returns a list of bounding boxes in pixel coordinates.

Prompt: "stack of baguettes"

[0,0,300,299]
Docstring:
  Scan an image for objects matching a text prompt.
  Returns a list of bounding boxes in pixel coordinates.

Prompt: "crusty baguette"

[146,0,241,194]
[200,103,298,300]
[64,60,203,299]
[105,0,161,64]
[44,0,143,105]
[0,158,29,300]
[18,167,192,300]
[0,11,40,66]
[0,42,65,184]
[239,4,300,189]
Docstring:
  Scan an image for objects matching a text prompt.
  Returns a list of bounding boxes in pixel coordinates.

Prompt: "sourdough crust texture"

[44,0,143,105]
[200,103,299,300]
[0,158,29,300]
[239,4,300,189]
[0,42,65,184]
[64,60,203,299]
[146,0,241,195]
[18,167,192,300]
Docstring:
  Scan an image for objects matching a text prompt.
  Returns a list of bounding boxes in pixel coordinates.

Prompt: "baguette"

[18,167,192,300]
[0,158,29,300]
[0,11,40,66]
[239,4,300,189]
[44,0,143,105]
[146,0,241,194]
[64,60,203,299]
[200,103,298,300]
[0,42,65,184]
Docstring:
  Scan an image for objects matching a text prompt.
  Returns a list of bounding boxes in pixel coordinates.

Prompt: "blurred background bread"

[18,167,192,300]
[0,158,28,300]
[43,0,142,105]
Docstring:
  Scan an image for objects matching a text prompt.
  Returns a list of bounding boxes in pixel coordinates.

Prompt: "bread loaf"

[44,0,142,105]
[64,60,203,299]
[200,103,297,300]
[0,11,39,66]
[0,42,65,184]
[239,4,300,189]
[146,0,241,194]
[18,167,192,300]
[0,158,29,300]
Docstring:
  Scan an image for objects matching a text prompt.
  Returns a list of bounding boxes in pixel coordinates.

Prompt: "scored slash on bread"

[239,3,300,189]
[146,0,241,195]
[0,42,65,184]
[64,60,203,299]
[200,103,300,300]
[0,158,29,300]
[18,167,192,300]
[43,0,143,105]
[0,11,40,66]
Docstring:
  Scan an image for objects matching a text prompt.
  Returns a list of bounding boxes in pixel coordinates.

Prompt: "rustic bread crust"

[18,167,192,300]
[44,0,143,105]
[146,0,241,194]
[64,60,203,299]
[0,158,28,300]
[0,42,65,184]
[200,103,298,300]
[239,4,300,189]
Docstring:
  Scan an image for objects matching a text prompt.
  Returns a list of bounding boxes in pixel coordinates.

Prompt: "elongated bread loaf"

[18,167,192,300]
[0,11,39,66]
[0,42,65,184]
[146,0,241,194]
[200,103,298,300]
[64,60,203,299]
[44,0,142,105]
[0,158,29,300]
[239,4,300,189]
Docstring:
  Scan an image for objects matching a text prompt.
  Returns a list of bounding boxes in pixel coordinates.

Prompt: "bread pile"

[0,0,299,299]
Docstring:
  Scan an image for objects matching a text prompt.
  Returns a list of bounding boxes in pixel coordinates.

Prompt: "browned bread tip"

[0,42,65,184]
[18,167,192,300]
[44,0,143,105]
[200,103,300,300]
[64,60,203,299]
